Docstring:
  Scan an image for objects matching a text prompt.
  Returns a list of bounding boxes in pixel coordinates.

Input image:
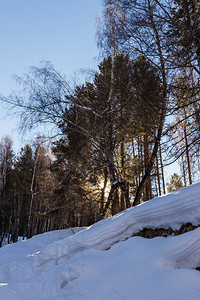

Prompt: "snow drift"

[36,182,200,264]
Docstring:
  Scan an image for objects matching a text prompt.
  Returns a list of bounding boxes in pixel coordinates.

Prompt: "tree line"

[0,0,199,244]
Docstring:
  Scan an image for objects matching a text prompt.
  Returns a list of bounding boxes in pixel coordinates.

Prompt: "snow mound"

[0,228,84,264]
[35,182,200,264]
[1,227,200,299]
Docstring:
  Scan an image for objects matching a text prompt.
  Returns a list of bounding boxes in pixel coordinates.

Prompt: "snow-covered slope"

[1,182,200,299]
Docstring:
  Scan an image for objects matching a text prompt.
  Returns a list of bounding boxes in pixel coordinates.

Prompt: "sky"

[0,0,102,152]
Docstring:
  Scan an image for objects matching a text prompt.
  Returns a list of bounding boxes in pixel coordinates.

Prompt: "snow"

[0,182,200,299]
[36,181,200,264]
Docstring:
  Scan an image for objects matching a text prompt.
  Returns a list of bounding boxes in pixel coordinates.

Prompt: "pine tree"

[167,173,183,192]
[170,0,200,73]
[0,136,14,245]
[13,144,34,241]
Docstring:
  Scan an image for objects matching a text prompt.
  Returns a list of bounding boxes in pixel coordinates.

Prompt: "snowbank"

[36,182,200,264]
[1,226,200,299]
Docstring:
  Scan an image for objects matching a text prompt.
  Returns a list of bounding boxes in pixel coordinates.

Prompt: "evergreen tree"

[131,55,163,201]
[13,144,34,241]
[169,0,200,73]
[167,173,183,192]
[0,136,14,245]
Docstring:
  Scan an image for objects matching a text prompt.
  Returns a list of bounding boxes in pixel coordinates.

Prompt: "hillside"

[0,182,200,299]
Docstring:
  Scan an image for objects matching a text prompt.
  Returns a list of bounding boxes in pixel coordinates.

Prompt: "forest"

[0,0,199,245]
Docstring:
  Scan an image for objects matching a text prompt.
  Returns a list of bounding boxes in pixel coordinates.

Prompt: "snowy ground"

[1,182,200,299]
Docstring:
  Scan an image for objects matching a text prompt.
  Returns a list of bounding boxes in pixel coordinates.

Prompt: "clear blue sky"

[0,0,102,151]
